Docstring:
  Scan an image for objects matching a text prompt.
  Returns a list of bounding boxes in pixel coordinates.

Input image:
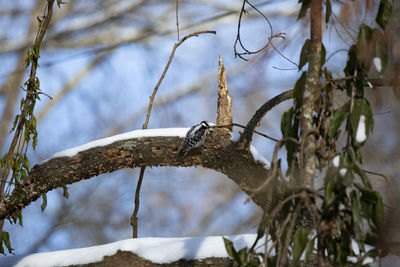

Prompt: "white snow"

[230,131,240,142]
[250,145,270,168]
[46,127,270,168]
[15,234,263,267]
[355,115,367,143]
[339,168,347,177]
[373,57,382,72]
[50,128,189,159]
[332,155,340,167]
[230,131,270,168]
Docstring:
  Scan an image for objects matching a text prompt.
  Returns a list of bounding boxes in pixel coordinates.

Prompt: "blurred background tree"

[0,0,399,265]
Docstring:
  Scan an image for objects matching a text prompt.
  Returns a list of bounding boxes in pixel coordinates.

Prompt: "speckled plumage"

[179,121,210,155]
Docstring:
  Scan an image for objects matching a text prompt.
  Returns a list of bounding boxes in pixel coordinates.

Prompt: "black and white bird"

[179,121,210,155]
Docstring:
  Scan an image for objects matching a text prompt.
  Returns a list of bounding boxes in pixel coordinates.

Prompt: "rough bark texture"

[69,250,234,267]
[216,56,232,132]
[300,0,322,188]
[0,129,270,220]
[238,90,293,150]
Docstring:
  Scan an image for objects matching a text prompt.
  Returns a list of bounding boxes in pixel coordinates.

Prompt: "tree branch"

[299,0,322,188]
[237,89,293,150]
[0,129,271,220]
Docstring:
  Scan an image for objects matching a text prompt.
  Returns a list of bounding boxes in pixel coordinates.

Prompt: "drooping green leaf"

[373,192,384,231]
[299,39,311,70]
[304,237,315,262]
[325,0,332,25]
[375,0,393,29]
[350,99,374,146]
[338,225,351,264]
[297,0,311,20]
[350,191,362,242]
[23,155,29,171]
[353,163,372,189]
[41,194,47,212]
[360,188,377,220]
[293,72,307,106]
[63,185,69,199]
[223,237,240,263]
[328,103,349,138]
[320,42,326,67]
[238,247,247,265]
[1,231,13,254]
[11,115,20,132]
[281,107,294,138]
[57,0,67,8]
[324,181,334,208]
[292,227,309,266]
[373,29,388,73]
[357,24,374,71]
[0,153,7,168]
[344,45,358,76]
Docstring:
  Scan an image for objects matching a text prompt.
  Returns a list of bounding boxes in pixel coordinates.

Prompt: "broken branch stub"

[216,56,232,134]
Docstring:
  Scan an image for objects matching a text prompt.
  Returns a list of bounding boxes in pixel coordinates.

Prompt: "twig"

[142,30,216,129]
[131,30,216,238]
[238,89,293,149]
[0,0,55,244]
[22,88,53,100]
[175,0,180,41]
[233,0,285,60]
[131,167,145,238]
[1,0,55,202]
[244,137,300,203]
[278,203,301,266]
[269,39,299,69]
[211,123,279,143]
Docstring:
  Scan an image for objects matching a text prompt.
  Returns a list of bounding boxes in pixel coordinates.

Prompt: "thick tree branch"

[0,129,270,220]
[237,89,293,150]
[299,0,322,188]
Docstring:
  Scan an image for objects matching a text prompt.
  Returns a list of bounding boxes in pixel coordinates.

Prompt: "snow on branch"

[15,234,263,267]
[0,128,271,220]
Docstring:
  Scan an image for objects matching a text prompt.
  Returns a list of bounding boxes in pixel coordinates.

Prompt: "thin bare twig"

[131,30,216,238]
[142,30,216,129]
[22,88,53,100]
[234,0,285,60]
[211,123,279,143]
[175,0,180,41]
[131,167,145,238]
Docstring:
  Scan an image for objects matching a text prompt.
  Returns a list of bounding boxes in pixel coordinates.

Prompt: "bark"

[300,0,322,188]
[0,129,270,220]
[71,250,234,267]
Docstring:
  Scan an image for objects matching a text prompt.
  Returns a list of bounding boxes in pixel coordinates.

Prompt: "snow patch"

[250,145,270,168]
[355,115,367,143]
[373,57,382,72]
[230,131,240,142]
[332,155,340,167]
[48,128,189,160]
[15,234,263,267]
[230,130,270,168]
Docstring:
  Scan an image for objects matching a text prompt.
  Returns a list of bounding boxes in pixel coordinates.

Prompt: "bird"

[179,121,210,155]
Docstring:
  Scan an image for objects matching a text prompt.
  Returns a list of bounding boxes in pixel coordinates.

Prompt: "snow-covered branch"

[0,128,271,220]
